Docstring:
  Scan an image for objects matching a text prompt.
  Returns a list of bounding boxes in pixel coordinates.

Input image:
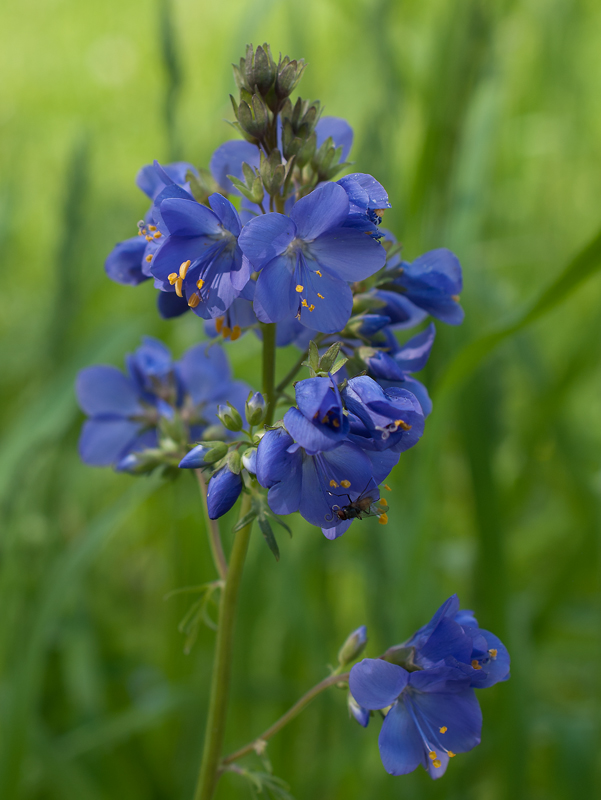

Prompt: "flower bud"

[344,314,392,339]
[116,449,163,474]
[245,391,266,425]
[206,465,243,519]
[337,625,368,667]
[348,692,370,728]
[179,441,228,469]
[218,403,244,432]
[241,447,257,474]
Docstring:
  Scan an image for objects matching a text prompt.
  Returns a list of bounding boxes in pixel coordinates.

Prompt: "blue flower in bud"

[400,595,510,690]
[151,193,251,320]
[337,173,391,236]
[315,116,354,162]
[363,324,436,416]
[209,140,261,195]
[241,447,257,474]
[256,426,378,538]
[136,161,198,201]
[285,376,349,453]
[348,692,371,728]
[342,376,425,453]
[178,444,212,469]
[239,182,386,333]
[206,465,243,519]
[350,659,482,779]
[371,290,428,331]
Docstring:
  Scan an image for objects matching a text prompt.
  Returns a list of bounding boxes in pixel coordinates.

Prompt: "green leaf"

[318,341,342,373]
[233,510,257,531]
[257,516,280,561]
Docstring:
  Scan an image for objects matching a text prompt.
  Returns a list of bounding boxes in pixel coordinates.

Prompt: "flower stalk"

[195,469,228,581]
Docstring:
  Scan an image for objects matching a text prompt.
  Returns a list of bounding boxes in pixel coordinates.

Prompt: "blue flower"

[239,182,386,333]
[315,116,354,162]
[349,659,482,779]
[256,426,380,538]
[76,338,247,469]
[285,376,349,453]
[342,376,425,453]
[150,193,251,320]
[362,323,436,416]
[209,140,261,194]
[206,465,244,519]
[337,173,391,236]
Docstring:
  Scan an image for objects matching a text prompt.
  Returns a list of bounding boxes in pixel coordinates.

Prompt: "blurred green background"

[1,0,600,798]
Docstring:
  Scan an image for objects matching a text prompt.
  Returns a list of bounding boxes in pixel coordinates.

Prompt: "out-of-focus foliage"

[1,0,600,798]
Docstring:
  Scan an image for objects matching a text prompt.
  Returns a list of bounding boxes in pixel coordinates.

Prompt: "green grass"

[1,0,600,798]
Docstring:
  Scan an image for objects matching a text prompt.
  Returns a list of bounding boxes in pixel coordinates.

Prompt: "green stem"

[193,492,253,800]
[222,670,349,766]
[261,323,277,425]
[275,347,309,395]
[195,470,228,582]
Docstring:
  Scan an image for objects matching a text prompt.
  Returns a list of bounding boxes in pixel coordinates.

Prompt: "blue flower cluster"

[349,596,510,779]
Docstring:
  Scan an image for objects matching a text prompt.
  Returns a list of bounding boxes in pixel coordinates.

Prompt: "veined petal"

[207,467,243,519]
[178,343,231,405]
[78,418,141,466]
[338,173,391,210]
[239,213,296,269]
[378,702,424,776]
[105,237,149,286]
[208,193,242,236]
[290,182,349,240]
[408,680,482,755]
[151,236,217,282]
[349,659,408,709]
[76,366,141,417]
[159,198,221,237]
[394,323,436,373]
[157,290,190,319]
[321,519,353,539]
[297,266,353,333]
[267,457,303,515]
[308,227,386,282]
[284,407,342,453]
[253,255,297,323]
[256,428,296,488]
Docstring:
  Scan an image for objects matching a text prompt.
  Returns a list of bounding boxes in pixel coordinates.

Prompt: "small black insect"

[325,480,388,523]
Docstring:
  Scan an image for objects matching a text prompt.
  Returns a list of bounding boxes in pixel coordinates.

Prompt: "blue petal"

[159,198,221,237]
[373,289,428,329]
[179,444,210,469]
[366,351,406,382]
[408,679,482,755]
[151,236,219,283]
[253,255,297,323]
[378,702,424,776]
[105,237,149,286]
[157,290,190,318]
[348,692,370,727]
[267,457,303,515]
[349,659,408,709]
[290,182,349,241]
[206,467,243,519]
[321,519,353,539]
[363,448,400,483]
[256,428,296,488]
[238,213,296,270]
[405,248,462,294]
[394,323,436,373]
[178,343,232,405]
[338,173,391,210]
[209,140,261,194]
[400,376,432,417]
[315,116,354,162]
[308,227,386,282]
[284,407,342,453]
[208,193,242,236]
[297,266,353,334]
[295,376,334,420]
[472,630,510,688]
[76,366,141,417]
[416,617,473,667]
[78,418,141,466]
[136,161,197,200]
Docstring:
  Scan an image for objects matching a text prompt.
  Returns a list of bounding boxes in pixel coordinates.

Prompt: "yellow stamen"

[329,480,338,488]
[137,230,142,236]
[332,419,340,428]
[428,752,436,761]
[168,272,178,284]
[433,759,441,768]
[451,294,460,302]
[188,293,200,308]
[448,752,456,758]
[379,498,388,507]
[384,484,391,491]
[488,648,498,659]
[315,270,322,277]
[295,284,304,292]
[148,225,157,231]
[471,660,482,670]
[231,325,241,341]
[222,326,231,338]
[317,293,324,299]
[215,317,224,333]
[309,304,315,311]
[174,279,183,297]
[378,513,388,525]
[439,726,447,734]
[301,299,308,307]
[153,231,162,239]
[179,260,191,279]
[395,420,412,431]
[145,254,153,262]
[145,235,153,242]
[196,278,205,290]
[340,480,351,488]
[374,209,385,218]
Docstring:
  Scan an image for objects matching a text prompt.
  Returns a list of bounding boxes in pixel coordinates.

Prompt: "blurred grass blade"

[159,0,182,161]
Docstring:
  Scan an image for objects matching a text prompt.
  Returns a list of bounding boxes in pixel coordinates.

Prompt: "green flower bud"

[245,391,266,426]
[217,403,244,432]
[337,625,368,667]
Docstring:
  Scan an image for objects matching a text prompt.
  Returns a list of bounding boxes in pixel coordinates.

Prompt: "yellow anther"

[295,284,304,292]
[215,317,224,333]
[433,759,441,768]
[448,751,456,758]
[332,418,340,428]
[179,260,191,279]
[471,660,482,670]
[153,231,162,239]
[378,513,388,525]
[309,304,315,311]
[329,480,338,488]
[384,484,391,491]
[222,326,231,338]
[137,230,142,236]
[379,498,388,507]
[301,299,309,307]
[174,279,183,297]
[231,325,241,341]
[488,648,498,659]
[188,293,200,308]
[315,270,322,277]
[451,294,460,302]
[145,254,153,262]
[148,225,157,231]
[168,272,178,284]
[340,480,351,488]
[395,419,412,431]
[317,293,325,299]
[439,726,447,734]
[374,209,385,218]
[428,751,436,761]
[196,278,205,290]
[145,235,153,242]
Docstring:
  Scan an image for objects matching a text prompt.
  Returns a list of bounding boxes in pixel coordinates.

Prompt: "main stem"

[195,470,228,581]
[261,322,277,425]
[193,492,253,800]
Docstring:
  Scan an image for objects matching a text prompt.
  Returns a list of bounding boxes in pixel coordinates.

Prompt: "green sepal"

[257,516,280,561]
[226,449,242,475]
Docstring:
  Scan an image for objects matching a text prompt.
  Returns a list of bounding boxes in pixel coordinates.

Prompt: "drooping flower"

[337,173,391,236]
[150,193,251,320]
[285,376,349,453]
[239,182,386,333]
[349,659,482,779]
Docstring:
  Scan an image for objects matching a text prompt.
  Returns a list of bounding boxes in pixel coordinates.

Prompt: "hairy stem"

[222,670,349,765]
[261,323,277,425]
[193,493,253,800]
[195,470,228,581]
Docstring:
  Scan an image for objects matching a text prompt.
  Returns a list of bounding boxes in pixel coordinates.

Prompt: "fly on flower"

[325,478,388,524]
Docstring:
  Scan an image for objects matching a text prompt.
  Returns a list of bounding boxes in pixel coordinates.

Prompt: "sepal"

[338,625,368,666]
